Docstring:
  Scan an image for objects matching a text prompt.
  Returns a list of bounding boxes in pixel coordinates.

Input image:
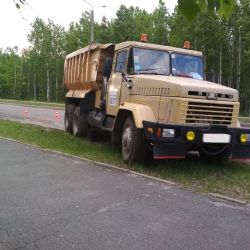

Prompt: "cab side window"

[115,50,127,73]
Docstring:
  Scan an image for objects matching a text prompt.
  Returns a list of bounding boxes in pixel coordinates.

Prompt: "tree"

[94,17,113,44]
[151,0,170,45]
[111,5,154,43]
[178,0,235,21]
[28,18,65,101]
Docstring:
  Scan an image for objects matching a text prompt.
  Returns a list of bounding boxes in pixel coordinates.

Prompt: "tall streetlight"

[82,0,107,42]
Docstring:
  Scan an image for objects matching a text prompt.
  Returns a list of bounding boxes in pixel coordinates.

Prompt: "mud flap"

[153,142,186,159]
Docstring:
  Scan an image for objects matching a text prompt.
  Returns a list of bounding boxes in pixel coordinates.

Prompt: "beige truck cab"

[63,40,250,163]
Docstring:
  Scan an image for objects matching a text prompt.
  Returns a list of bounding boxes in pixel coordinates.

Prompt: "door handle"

[121,72,133,89]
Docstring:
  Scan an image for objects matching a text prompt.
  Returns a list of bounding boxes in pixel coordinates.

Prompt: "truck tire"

[72,106,88,137]
[121,116,147,164]
[64,104,76,133]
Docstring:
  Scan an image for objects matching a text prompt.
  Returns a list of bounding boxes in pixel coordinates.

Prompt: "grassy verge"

[0,119,250,202]
[0,98,64,109]
[239,116,250,123]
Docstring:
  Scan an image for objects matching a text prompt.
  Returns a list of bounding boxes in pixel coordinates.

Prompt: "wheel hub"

[73,115,79,134]
[65,114,69,127]
[122,127,132,153]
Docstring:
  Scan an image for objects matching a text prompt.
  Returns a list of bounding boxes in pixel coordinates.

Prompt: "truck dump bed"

[64,43,114,91]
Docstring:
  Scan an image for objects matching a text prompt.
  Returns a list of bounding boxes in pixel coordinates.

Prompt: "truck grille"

[186,102,233,125]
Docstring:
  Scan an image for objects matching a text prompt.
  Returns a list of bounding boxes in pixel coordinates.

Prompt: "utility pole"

[82,0,106,42]
[90,9,94,42]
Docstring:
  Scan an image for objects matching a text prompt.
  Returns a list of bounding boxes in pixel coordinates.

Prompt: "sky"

[0,0,177,50]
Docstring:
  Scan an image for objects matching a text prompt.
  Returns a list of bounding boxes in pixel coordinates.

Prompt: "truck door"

[107,48,132,116]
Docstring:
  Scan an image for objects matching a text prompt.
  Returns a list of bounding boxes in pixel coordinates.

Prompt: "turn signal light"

[186,131,195,141]
[240,134,248,143]
[147,127,153,134]
[156,128,162,137]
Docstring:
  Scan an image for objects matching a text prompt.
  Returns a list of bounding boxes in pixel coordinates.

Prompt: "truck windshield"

[171,53,204,80]
[129,48,170,75]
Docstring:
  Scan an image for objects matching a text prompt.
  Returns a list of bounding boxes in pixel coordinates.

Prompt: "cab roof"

[65,41,203,59]
[115,41,203,56]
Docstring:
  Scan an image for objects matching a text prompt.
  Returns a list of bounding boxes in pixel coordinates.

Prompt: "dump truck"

[63,38,250,163]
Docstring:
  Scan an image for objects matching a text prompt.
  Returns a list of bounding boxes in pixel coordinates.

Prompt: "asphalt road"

[0,138,250,250]
[0,103,64,130]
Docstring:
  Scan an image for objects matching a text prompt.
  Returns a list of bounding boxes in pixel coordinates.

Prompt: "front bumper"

[142,121,250,160]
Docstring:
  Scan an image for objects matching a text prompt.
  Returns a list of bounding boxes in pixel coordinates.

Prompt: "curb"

[209,193,247,205]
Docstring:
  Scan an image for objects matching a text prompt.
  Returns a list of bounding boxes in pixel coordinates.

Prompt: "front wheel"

[121,116,147,164]
[72,107,88,137]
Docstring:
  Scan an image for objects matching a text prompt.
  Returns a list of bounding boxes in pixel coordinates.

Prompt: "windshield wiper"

[137,68,161,75]
[174,72,193,78]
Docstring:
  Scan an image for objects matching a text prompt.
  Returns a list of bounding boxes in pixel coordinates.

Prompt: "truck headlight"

[162,128,175,138]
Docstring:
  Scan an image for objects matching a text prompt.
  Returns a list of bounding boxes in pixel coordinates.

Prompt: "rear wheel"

[64,104,76,133]
[72,107,88,137]
[121,116,147,164]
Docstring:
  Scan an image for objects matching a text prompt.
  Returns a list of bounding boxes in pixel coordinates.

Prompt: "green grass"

[239,116,250,123]
[0,98,64,109]
[0,119,250,202]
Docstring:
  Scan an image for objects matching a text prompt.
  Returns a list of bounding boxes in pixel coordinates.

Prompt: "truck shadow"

[80,131,249,178]
[88,130,111,143]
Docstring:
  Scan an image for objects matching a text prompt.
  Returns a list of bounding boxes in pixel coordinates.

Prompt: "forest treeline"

[0,0,250,113]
